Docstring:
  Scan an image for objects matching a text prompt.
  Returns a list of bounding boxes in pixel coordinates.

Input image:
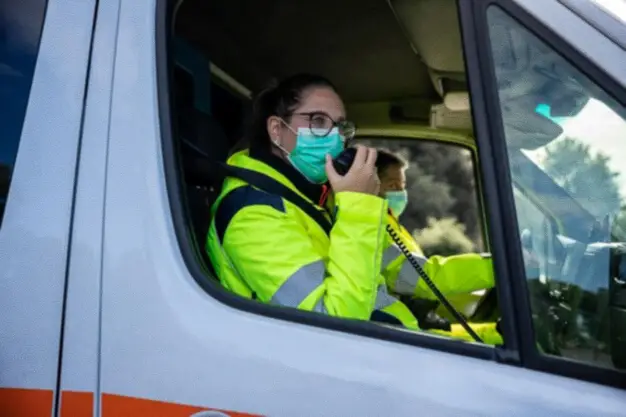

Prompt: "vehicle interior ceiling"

[173,0,474,139]
[172,0,597,188]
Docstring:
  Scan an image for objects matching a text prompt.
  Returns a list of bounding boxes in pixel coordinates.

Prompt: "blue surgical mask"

[385,190,408,216]
[282,127,344,184]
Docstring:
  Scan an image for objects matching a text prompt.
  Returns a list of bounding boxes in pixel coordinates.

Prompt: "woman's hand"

[325,145,380,195]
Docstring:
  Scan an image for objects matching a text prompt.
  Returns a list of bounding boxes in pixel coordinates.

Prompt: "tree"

[614,206,626,241]
[414,217,475,257]
[543,137,622,219]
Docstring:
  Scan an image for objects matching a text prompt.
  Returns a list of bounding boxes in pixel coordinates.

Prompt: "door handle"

[190,412,232,417]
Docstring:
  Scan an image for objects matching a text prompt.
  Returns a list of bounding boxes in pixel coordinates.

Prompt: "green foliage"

[543,137,622,218]
[413,217,476,257]
[614,207,626,241]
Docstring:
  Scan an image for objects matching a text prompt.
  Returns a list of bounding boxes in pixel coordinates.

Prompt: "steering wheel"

[519,216,615,355]
[410,219,599,345]
[470,229,542,325]
[470,224,571,345]
[470,287,499,323]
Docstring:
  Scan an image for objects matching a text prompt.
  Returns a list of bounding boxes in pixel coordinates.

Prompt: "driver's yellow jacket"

[206,149,419,329]
[382,213,495,300]
[382,214,501,344]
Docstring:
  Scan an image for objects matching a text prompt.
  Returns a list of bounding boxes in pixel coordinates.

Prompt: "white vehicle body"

[1,0,625,416]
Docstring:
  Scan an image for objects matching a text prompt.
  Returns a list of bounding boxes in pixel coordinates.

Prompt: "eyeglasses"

[291,111,356,141]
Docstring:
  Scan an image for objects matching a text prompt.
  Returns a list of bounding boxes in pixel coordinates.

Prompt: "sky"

[592,0,626,23]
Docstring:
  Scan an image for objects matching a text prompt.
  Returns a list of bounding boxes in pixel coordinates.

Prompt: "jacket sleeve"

[221,191,388,320]
[381,243,495,300]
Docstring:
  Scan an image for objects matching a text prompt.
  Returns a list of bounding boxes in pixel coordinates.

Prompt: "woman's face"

[268,86,346,154]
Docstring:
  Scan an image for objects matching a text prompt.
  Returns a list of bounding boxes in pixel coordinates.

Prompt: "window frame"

[558,0,626,51]
[459,0,626,389]
[156,0,518,365]
[353,131,489,254]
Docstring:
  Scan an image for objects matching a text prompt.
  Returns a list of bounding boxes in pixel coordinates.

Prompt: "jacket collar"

[249,144,328,206]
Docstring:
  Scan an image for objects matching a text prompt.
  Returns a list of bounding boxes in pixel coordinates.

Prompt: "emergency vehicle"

[1,0,625,415]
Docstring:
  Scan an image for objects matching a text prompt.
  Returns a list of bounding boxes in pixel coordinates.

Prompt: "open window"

[164,0,506,357]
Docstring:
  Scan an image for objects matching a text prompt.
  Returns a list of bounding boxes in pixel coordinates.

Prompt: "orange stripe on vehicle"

[61,390,94,417]
[101,393,262,417]
[0,387,54,417]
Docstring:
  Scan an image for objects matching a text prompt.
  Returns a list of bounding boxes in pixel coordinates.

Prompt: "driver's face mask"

[385,190,408,217]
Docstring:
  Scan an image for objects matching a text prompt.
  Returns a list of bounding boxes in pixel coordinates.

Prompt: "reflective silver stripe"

[270,260,325,308]
[312,297,328,314]
[394,252,428,295]
[374,284,399,310]
[382,245,403,270]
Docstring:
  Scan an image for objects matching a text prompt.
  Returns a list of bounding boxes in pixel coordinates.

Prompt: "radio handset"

[331,147,358,176]
[332,148,483,343]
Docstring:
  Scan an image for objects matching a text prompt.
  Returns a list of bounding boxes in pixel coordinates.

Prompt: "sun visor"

[389,0,465,96]
[389,0,464,72]
[487,8,570,149]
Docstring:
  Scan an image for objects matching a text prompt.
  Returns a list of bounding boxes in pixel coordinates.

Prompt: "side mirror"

[609,245,626,369]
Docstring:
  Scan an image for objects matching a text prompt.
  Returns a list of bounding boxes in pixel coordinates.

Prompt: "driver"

[375,148,503,344]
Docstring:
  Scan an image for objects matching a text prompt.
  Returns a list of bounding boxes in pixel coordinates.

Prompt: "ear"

[266,116,282,144]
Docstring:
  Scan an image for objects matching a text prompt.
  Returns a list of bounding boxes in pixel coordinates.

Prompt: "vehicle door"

[93,0,625,416]
[0,0,97,415]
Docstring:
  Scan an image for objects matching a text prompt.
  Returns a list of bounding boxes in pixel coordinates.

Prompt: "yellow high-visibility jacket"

[382,213,495,300]
[206,148,419,329]
[383,213,502,344]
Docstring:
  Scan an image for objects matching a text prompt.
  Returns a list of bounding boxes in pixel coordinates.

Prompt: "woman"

[206,73,419,328]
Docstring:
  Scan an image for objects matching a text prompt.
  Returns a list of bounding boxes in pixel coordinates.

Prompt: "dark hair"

[245,73,338,149]
[375,148,408,173]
